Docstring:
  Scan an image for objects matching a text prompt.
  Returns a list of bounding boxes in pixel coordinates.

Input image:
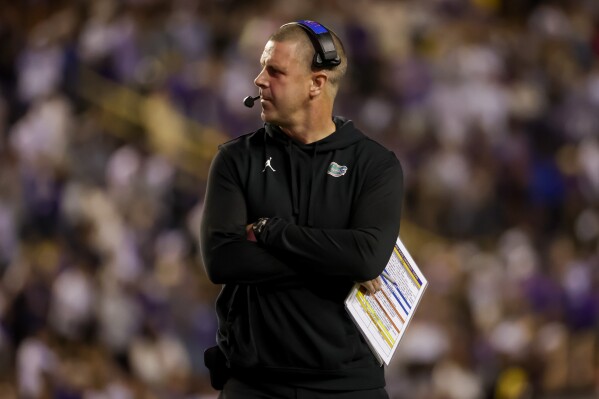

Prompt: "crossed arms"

[200,148,403,286]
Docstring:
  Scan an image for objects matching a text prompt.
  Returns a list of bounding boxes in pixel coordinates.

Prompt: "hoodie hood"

[264,116,364,152]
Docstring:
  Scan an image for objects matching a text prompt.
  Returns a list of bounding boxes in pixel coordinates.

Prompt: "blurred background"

[0,0,598,398]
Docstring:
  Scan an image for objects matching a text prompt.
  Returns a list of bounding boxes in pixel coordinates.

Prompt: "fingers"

[360,277,382,295]
[246,224,257,242]
[374,277,382,291]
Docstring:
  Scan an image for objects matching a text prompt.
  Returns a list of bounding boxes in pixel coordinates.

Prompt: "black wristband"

[252,217,269,239]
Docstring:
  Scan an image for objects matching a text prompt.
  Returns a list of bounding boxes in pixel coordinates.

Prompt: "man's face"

[254,40,312,127]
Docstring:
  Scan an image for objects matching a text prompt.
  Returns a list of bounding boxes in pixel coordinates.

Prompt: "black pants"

[218,378,389,399]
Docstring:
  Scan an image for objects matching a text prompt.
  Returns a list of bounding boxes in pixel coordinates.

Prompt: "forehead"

[260,40,301,65]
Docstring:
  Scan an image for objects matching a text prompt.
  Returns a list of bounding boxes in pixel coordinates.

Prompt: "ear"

[309,71,328,98]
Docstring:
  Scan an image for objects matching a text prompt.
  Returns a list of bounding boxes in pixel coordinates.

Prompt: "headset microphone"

[243,95,260,108]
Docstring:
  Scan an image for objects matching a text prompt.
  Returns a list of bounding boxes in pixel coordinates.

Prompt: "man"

[200,20,403,398]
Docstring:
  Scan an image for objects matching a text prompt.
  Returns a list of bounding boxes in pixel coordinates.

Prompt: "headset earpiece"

[282,20,341,69]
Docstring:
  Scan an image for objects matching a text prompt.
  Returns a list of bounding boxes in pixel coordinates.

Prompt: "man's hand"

[246,224,257,242]
[359,277,382,295]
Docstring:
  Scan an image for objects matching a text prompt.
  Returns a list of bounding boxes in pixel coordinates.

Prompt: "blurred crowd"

[0,0,598,398]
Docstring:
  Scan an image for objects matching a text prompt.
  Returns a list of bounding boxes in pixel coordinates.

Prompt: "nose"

[254,68,267,89]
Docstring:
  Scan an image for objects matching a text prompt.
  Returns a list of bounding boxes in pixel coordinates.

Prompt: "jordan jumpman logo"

[262,157,276,172]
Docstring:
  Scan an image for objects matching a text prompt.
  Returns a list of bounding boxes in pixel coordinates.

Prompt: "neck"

[281,119,336,144]
[280,101,336,144]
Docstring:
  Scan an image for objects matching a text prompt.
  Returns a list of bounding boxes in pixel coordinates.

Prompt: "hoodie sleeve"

[200,148,297,284]
[259,152,403,282]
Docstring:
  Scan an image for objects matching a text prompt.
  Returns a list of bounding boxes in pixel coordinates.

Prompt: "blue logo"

[327,162,348,177]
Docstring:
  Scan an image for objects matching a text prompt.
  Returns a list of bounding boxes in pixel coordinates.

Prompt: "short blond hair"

[269,23,347,91]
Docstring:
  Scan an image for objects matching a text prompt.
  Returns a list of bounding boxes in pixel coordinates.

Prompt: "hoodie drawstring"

[287,142,300,216]
[287,141,319,225]
[306,142,318,226]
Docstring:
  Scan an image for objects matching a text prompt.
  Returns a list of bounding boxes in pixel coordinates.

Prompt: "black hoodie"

[200,117,403,390]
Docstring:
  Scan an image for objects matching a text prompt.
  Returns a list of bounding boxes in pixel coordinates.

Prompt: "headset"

[282,20,341,69]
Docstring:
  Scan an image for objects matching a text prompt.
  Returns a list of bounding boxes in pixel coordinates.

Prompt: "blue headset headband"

[282,20,341,69]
